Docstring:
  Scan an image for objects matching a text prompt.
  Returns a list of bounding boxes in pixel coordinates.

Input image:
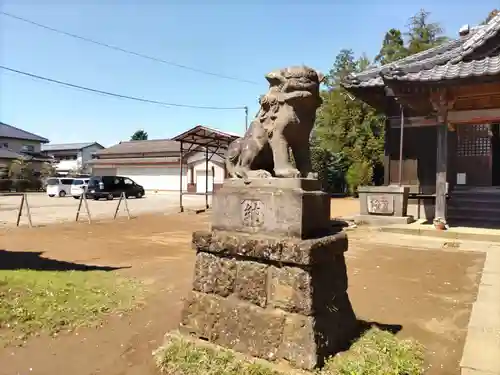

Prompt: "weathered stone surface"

[234,261,269,307]
[279,314,317,370]
[211,299,286,361]
[192,230,347,266]
[270,266,312,315]
[192,252,236,297]
[180,291,222,340]
[211,180,331,239]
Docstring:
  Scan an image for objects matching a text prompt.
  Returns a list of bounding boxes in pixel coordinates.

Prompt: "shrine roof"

[342,13,500,89]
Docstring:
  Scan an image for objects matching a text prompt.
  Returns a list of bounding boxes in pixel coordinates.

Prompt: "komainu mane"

[226,66,324,179]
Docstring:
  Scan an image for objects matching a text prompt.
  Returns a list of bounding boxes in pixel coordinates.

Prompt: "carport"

[172,125,239,212]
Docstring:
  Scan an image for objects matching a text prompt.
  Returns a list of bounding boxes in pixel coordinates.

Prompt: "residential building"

[88,125,239,192]
[42,142,105,175]
[0,121,51,172]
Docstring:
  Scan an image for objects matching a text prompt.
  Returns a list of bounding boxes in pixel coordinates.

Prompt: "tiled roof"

[95,139,181,155]
[42,142,104,152]
[343,13,500,88]
[0,122,49,143]
[0,148,23,159]
[88,156,179,165]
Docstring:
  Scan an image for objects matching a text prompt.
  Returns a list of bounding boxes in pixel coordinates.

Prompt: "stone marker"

[178,66,358,370]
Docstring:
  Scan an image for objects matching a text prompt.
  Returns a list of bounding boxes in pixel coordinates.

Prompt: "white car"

[70,178,90,199]
[46,177,75,197]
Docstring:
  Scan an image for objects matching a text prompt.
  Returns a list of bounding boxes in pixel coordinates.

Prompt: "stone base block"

[180,291,358,370]
[192,230,348,266]
[211,178,331,239]
[354,214,415,226]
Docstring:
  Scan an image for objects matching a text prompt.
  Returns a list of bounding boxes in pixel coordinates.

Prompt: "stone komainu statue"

[226,66,324,179]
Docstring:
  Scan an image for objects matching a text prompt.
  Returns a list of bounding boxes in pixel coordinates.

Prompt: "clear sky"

[0,0,497,147]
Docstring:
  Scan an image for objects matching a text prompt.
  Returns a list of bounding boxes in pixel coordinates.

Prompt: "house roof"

[95,139,180,156]
[42,142,104,152]
[0,148,23,159]
[88,156,179,165]
[343,13,500,88]
[0,122,49,143]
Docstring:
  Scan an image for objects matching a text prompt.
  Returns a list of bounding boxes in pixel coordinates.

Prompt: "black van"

[86,176,145,200]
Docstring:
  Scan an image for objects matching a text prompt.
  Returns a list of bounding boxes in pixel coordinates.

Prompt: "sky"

[0,0,497,147]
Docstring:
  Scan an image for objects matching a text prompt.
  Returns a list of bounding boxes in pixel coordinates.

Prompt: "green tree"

[40,162,57,178]
[315,50,385,194]
[131,129,148,141]
[8,158,33,179]
[375,28,408,65]
[482,9,499,24]
[406,9,448,55]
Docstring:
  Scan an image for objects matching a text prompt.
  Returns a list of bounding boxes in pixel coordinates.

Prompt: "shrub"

[345,161,373,196]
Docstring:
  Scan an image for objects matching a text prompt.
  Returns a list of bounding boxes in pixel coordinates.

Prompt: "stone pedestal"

[179,178,358,370]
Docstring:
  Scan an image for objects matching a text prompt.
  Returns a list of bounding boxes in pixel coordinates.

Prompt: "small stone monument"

[179,66,358,370]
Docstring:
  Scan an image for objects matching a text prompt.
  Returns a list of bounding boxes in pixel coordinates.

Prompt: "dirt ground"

[0,201,484,375]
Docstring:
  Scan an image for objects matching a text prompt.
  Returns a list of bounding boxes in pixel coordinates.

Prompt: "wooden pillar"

[435,124,448,220]
[383,116,391,185]
[432,90,453,224]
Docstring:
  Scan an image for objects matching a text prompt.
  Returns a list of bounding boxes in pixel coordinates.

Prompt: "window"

[61,179,74,185]
[124,178,134,185]
[21,144,35,152]
[72,179,84,185]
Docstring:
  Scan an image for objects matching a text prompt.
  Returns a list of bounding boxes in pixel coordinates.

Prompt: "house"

[0,122,52,173]
[41,142,105,175]
[88,126,239,192]
[341,14,500,225]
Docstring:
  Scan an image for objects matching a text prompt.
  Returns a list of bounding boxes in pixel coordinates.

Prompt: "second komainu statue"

[226,66,324,179]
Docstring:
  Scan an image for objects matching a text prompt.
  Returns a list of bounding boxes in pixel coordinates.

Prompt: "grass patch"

[0,269,141,345]
[154,328,424,375]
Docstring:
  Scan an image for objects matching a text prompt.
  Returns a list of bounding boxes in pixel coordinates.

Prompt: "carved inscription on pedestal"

[367,195,394,215]
[241,199,264,227]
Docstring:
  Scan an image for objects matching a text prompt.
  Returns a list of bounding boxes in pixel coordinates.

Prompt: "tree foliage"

[314,9,449,195]
[131,129,148,141]
[8,158,33,179]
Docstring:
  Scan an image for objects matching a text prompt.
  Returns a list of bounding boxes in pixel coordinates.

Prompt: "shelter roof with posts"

[341,14,500,226]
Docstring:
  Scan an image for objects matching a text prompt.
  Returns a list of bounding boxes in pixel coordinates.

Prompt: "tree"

[40,162,57,178]
[314,50,385,194]
[8,158,33,179]
[131,129,148,141]
[406,9,448,55]
[375,28,408,65]
[482,9,499,25]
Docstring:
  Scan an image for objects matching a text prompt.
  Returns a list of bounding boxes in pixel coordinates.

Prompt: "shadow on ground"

[0,249,129,271]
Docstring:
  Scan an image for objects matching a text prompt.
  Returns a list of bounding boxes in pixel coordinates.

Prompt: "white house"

[41,142,105,175]
[87,126,239,193]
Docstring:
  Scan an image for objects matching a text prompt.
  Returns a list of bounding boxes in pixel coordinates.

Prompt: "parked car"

[46,177,75,197]
[70,178,90,199]
[86,176,145,200]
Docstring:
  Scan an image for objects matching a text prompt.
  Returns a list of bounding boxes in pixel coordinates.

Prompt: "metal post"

[205,147,209,209]
[398,104,405,186]
[16,194,25,227]
[24,194,32,228]
[179,141,184,212]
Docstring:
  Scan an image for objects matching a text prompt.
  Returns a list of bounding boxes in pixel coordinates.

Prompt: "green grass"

[0,270,141,345]
[154,328,425,375]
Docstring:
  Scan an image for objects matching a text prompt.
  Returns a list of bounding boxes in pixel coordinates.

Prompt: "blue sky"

[0,1,497,146]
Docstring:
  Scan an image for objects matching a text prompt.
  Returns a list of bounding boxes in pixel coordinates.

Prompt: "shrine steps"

[448,187,500,228]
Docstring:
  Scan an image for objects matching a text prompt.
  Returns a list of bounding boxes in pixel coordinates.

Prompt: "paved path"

[350,229,500,375]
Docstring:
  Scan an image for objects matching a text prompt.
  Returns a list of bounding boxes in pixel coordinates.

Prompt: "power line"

[0,11,258,85]
[0,65,246,110]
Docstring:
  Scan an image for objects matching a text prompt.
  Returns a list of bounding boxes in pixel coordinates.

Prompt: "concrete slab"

[354,214,414,225]
[379,220,500,243]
